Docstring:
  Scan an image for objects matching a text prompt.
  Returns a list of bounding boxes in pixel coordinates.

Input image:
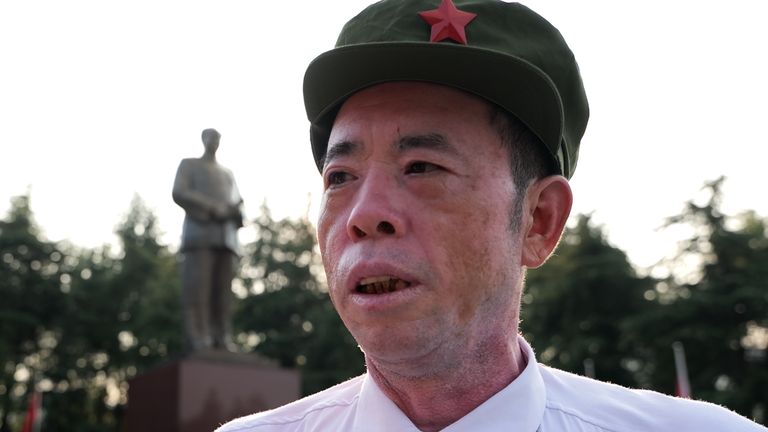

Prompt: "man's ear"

[521,176,573,268]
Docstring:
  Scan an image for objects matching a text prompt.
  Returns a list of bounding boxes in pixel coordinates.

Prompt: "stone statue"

[173,128,243,352]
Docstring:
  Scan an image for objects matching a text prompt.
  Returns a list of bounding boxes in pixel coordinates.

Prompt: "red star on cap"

[418,0,477,45]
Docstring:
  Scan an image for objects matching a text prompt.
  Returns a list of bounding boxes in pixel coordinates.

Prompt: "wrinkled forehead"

[324,82,499,168]
[328,81,493,139]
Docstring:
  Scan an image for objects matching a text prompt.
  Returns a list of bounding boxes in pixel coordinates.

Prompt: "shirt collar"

[354,336,546,431]
[354,372,421,431]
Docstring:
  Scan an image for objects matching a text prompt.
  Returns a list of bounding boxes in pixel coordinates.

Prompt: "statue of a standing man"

[173,128,243,352]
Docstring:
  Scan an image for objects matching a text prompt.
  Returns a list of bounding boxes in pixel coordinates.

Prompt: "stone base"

[124,350,300,432]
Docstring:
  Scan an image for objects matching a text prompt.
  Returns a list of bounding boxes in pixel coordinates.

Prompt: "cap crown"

[304,0,589,178]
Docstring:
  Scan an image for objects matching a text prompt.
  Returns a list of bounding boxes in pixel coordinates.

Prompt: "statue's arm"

[172,160,218,221]
[230,174,245,228]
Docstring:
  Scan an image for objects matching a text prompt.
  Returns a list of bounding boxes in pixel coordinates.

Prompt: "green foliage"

[630,178,768,421]
[0,195,182,431]
[234,203,364,396]
[522,179,767,424]
[0,195,69,431]
[522,214,656,387]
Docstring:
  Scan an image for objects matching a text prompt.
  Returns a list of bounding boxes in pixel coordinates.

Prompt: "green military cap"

[303,0,589,179]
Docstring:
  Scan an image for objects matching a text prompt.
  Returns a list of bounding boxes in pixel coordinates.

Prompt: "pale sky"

[2,1,766,270]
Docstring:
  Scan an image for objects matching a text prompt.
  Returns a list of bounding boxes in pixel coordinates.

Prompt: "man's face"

[317,82,527,376]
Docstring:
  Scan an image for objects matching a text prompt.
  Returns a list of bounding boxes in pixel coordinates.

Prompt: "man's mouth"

[356,276,412,294]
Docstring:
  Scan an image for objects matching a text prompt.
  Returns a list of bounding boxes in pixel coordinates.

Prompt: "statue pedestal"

[124,350,300,432]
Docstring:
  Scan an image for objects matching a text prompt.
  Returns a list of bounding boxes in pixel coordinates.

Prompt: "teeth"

[357,276,412,294]
[360,276,393,285]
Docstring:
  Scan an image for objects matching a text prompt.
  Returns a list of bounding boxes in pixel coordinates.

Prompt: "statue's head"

[201,128,221,153]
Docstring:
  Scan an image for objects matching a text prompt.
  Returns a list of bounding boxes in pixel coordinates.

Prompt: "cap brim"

[303,42,565,174]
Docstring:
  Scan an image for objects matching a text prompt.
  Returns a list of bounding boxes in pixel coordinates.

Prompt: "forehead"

[328,82,495,149]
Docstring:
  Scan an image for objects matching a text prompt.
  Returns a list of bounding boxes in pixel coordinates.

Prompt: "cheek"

[319,236,345,311]
[317,204,348,292]
[317,191,345,249]
[448,221,497,323]
[436,198,517,325]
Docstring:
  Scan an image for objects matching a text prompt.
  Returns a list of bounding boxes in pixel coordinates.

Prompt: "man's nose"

[346,170,406,240]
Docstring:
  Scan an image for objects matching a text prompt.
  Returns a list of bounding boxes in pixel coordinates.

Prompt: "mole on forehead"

[397,133,459,156]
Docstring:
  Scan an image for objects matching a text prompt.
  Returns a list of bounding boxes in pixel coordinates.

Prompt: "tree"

[108,195,183,370]
[521,214,656,387]
[41,196,182,430]
[637,178,768,423]
[234,204,364,395]
[0,194,183,431]
[0,194,69,431]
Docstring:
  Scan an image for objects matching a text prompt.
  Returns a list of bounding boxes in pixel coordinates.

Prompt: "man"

[173,128,243,352]
[219,0,765,430]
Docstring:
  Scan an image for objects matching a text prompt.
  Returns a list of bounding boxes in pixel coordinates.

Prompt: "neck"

[201,152,216,162]
[366,333,526,432]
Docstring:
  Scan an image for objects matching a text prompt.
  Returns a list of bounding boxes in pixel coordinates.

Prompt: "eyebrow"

[323,140,359,169]
[323,133,461,168]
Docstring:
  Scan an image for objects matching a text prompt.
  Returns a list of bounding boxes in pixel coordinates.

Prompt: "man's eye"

[326,171,353,187]
[405,161,440,174]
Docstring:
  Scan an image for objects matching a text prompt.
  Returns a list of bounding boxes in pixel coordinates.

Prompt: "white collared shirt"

[217,338,765,431]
